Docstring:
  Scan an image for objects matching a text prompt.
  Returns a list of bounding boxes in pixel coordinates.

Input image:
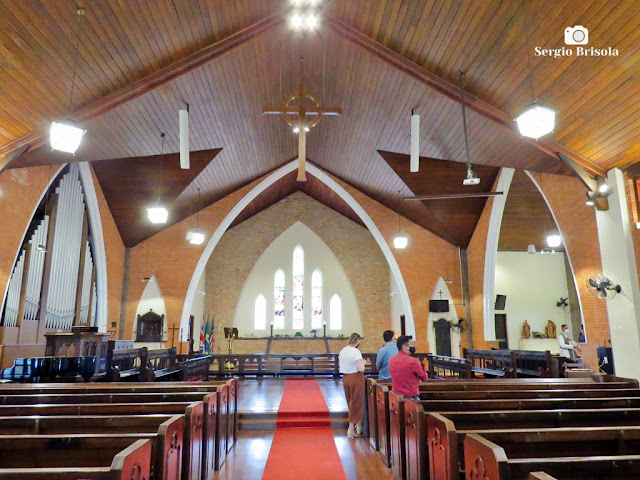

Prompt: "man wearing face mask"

[558,324,576,359]
[388,335,428,400]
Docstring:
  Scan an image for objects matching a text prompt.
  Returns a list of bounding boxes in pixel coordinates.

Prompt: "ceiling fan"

[556,297,568,308]
[586,275,621,300]
[450,318,468,333]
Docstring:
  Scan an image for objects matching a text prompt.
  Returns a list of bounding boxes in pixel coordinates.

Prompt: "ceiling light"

[393,234,408,249]
[293,126,300,133]
[50,9,87,154]
[289,13,304,30]
[187,229,206,245]
[463,166,480,185]
[515,102,556,139]
[147,206,168,224]
[585,199,594,206]
[546,234,561,248]
[598,183,609,193]
[304,126,310,132]
[291,0,319,5]
[304,13,319,30]
[527,244,536,254]
[50,120,86,154]
[393,190,408,249]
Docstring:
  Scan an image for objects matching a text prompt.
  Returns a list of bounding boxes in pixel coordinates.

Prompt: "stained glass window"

[274,269,285,329]
[311,269,323,329]
[254,294,266,330]
[330,294,342,330]
[292,245,304,330]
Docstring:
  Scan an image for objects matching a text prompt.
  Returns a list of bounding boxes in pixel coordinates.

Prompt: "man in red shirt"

[388,335,428,399]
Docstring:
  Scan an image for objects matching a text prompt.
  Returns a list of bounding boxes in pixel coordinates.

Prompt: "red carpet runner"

[262,379,348,480]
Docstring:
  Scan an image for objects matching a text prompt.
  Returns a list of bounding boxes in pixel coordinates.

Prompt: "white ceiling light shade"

[147,206,169,224]
[179,107,190,169]
[515,103,556,139]
[527,244,536,254]
[410,113,420,172]
[186,229,206,245]
[49,120,86,154]
[393,233,408,249]
[546,234,562,248]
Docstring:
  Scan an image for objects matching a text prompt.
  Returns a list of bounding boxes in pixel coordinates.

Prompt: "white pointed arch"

[180,160,414,340]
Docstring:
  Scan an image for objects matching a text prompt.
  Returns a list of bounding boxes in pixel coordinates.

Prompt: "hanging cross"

[262,57,342,181]
[168,323,181,349]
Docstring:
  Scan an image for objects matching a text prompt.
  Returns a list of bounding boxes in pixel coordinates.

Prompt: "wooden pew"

[426,354,472,380]
[512,350,552,377]
[463,349,517,378]
[0,406,201,480]
[180,355,213,381]
[464,429,640,480]
[0,416,183,480]
[0,356,97,383]
[527,473,557,480]
[366,377,379,449]
[0,384,230,479]
[141,348,181,382]
[428,409,640,480]
[0,438,151,480]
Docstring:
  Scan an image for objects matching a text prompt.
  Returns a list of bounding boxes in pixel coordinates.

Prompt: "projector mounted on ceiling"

[463,166,480,185]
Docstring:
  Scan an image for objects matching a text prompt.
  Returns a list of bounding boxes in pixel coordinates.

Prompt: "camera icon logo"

[565,25,588,45]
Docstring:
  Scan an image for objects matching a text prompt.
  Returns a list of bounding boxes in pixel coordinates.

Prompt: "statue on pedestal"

[521,320,531,339]
[545,320,557,339]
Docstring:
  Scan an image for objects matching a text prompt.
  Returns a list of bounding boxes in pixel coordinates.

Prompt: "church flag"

[199,320,205,353]
[210,317,216,352]
[204,318,211,354]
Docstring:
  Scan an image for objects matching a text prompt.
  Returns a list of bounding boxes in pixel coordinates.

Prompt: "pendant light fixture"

[50,7,87,154]
[186,188,205,245]
[393,190,408,249]
[459,73,480,186]
[515,14,556,139]
[147,133,169,224]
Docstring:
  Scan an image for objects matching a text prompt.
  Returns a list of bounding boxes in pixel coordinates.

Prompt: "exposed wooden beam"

[0,10,286,171]
[0,144,29,172]
[327,17,606,179]
[557,152,597,191]
[405,192,503,201]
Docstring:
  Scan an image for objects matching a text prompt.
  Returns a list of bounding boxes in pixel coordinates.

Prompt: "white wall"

[189,274,207,348]
[390,272,403,333]
[426,277,461,356]
[495,252,572,352]
[133,274,168,344]
[234,222,362,336]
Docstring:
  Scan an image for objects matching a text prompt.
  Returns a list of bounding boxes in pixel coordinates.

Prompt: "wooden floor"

[215,378,394,480]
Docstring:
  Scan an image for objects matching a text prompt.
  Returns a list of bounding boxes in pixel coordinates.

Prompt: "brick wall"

[125,169,462,354]
[529,172,607,369]
[89,166,125,336]
[204,191,389,353]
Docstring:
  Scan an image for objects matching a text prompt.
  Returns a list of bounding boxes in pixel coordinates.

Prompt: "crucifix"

[262,57,342,181]
[168,322,181,349]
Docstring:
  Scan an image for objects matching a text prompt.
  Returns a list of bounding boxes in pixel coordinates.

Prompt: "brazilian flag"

[204,318,211,354]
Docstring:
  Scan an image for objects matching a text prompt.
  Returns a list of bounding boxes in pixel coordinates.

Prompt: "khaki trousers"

[343,372,365,424]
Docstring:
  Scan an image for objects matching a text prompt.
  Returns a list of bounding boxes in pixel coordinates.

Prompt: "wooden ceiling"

[498,170,564,252]
[1,1,638,247]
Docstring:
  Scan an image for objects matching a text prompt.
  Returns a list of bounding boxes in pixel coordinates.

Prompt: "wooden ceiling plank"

[0,9,287,169]
[326,15,605,178]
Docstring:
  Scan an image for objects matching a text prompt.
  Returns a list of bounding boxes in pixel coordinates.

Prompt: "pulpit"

[44,327,110,375]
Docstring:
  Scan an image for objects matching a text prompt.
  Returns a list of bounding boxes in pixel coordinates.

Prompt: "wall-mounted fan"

[450,318,468,333]
[586,275,621,300]
[556,297,568,308]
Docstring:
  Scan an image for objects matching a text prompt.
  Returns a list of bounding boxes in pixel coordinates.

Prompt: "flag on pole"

[211,317,216,352]
[199,319,205,353]
[204,318,211,354]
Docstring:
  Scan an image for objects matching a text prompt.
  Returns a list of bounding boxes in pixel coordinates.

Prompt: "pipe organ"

[1,164,98,334]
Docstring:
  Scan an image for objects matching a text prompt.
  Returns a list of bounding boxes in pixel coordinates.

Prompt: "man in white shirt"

[339,332,366,439]
[557,324,575,359]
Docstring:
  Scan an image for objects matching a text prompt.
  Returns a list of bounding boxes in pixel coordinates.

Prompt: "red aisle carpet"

[262,379,348,480]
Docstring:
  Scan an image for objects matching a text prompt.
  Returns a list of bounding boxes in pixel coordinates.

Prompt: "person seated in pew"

[375,330,397,380]
[388,335,428,400]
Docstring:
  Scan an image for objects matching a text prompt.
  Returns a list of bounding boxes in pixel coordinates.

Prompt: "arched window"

[292,245,304,330]
[330,294,342,330]
[311,269,323,329]
[254,294,266,330]
[274,269,285,329]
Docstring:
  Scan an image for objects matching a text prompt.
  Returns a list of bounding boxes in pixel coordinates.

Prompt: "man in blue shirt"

[376,330,397,380]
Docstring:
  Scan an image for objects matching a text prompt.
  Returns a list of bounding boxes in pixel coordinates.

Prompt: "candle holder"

[323,321,327,338]
[270,321,274,338]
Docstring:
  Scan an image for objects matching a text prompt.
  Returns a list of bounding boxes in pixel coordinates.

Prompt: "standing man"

[375,330,397,380]
[558,324,576,359]
[388,335,428,400]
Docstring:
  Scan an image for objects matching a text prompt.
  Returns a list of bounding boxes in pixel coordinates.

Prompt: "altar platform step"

[239,411,349,431]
